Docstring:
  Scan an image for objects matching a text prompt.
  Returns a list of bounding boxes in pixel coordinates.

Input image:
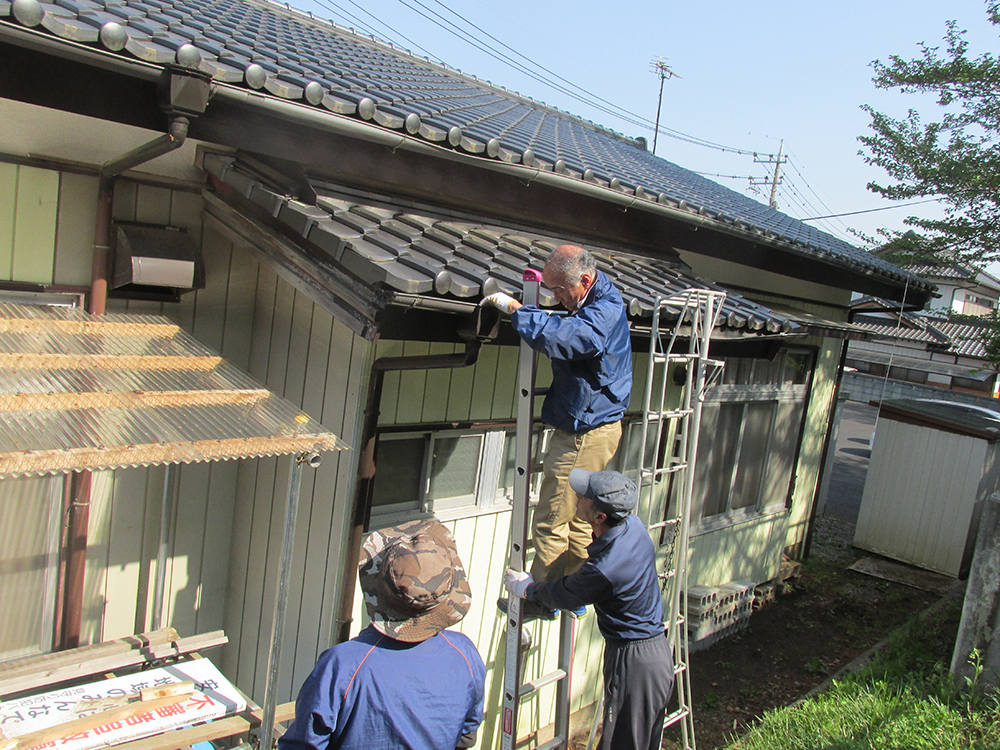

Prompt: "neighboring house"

[871,247,1000,317]
[0,0,933,744]
[845,297,998,401]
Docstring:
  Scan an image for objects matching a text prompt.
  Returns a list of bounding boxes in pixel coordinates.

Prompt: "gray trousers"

[602,632,675,750]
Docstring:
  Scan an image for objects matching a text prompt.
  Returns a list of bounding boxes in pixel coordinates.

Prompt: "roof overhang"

[0,302,349,477]
[0,23,931,307]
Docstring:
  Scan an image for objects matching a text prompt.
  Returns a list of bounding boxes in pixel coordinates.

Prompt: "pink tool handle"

[523,269,543,283]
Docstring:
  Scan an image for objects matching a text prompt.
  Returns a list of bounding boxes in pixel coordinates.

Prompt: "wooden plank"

[12,166,58,284]
[490,345,517,419]
[0,354,222,371]
[218,236,257,371]
[105,702,296,750]
[0,318,179,337]
[445,343,475,422]
[375,339,404,425]
[0,632,227,698]
[102,468,150,641]
[0,389,269,412]
[53,172,99,287]
[0,163,17,279]
[0,686,195,750]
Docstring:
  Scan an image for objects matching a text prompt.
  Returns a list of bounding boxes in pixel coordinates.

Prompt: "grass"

[723,597,1000,750]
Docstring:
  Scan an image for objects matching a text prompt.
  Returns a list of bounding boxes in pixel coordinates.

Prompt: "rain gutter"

[335,305,500,643]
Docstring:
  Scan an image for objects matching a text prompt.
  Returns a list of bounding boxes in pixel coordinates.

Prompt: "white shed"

[854,399,1000,578]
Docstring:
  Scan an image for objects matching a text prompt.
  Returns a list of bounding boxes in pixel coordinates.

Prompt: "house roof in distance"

[0,0,932,298]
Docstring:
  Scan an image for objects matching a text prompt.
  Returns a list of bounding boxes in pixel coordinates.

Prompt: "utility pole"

[649,58,679,155]
[752,139,787,208]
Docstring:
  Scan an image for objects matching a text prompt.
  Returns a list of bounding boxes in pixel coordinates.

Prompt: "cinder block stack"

[685,580,755,651]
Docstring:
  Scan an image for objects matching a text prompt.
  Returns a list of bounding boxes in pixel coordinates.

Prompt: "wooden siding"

[854,420,993,577]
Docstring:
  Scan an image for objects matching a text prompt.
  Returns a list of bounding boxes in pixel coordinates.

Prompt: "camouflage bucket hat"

[358,519,472,642]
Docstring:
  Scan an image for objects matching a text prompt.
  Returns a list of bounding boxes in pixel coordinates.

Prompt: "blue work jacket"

[511,271,632,432]
[278,626,486,750]
[527,514,665,641]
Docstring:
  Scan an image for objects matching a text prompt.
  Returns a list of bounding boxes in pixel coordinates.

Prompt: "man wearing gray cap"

[503,469,674,750]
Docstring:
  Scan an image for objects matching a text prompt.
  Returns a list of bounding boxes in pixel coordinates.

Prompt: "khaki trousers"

[529,421,622,582]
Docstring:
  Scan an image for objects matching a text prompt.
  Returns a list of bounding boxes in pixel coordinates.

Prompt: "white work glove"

[503,568,533,598]
[482,292,519,315]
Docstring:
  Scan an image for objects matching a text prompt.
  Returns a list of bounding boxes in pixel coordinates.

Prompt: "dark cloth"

[527,514,664,641]
[602,632,674,750]
[278,625,486,750]
[510,270,632,433]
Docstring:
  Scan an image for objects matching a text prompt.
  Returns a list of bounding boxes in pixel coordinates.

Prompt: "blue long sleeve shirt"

[278,625,486,750]
[511,271,632,432]
[527,514,665,641]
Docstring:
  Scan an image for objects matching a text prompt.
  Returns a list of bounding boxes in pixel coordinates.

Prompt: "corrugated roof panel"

[0,303,349,477]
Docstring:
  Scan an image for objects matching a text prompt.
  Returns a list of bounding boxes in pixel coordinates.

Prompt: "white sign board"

[0,659,246,750]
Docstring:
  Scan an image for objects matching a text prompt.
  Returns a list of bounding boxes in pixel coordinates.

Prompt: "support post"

[259,452,320,750]
[951,491,1000,692]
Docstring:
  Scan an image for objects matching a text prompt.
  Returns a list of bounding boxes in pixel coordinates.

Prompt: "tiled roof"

[850,299,991,359]
[0,0,931,294]
[204,153,813,337]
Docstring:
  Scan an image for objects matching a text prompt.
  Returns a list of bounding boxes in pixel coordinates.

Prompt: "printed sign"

[0,659,245,750]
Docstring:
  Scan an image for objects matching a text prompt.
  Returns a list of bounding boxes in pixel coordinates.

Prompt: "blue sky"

[289,0,996,252]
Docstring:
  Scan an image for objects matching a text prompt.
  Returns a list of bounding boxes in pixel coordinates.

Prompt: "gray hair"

[545,245,597,282]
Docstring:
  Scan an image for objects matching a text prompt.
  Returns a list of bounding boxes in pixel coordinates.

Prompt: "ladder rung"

[647,518,680,531]
[674,659,688,675]
[519,668,568,699]
[644,408,692,422]
[663,706,691,728]
[537,737,567,750]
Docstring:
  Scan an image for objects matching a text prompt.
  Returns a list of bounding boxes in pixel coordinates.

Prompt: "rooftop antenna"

[649,58,680,155]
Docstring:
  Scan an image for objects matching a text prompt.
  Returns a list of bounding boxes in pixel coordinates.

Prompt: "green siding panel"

[12,166,58,283]
[0,163,16,279]
[54,172,99,287]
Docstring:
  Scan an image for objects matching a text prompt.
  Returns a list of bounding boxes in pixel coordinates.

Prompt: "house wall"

[0,159,372,712]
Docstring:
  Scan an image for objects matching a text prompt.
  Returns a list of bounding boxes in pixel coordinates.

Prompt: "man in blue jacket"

[503,469,674,750]
[485,245,633,616]
[279,519,486,750]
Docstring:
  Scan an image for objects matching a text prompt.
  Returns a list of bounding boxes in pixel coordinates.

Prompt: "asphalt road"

[822,400,878,524]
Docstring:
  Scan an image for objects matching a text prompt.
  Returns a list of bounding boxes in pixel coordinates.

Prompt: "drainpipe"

[61,66,209,650]
[335,304,501,643]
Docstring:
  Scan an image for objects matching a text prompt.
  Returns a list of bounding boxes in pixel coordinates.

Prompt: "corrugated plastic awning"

[0,303,349,477]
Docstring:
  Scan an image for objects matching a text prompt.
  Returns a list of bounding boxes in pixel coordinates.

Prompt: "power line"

[800,198,942,221]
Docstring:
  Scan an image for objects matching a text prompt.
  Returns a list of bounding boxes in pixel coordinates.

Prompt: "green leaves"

[860,8,1000,264]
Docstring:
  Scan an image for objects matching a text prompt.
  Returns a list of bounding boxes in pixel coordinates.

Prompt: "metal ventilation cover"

[113,223,206,296]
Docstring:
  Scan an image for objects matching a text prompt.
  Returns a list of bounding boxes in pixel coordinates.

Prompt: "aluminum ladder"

[638,290,726,750]
[500,269,575,750]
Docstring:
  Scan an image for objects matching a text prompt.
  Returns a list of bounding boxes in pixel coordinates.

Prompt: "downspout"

[335,304,501,643]
[62,66,208,650]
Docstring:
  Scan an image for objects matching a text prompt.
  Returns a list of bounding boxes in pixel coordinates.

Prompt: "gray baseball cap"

[569,468,638,517]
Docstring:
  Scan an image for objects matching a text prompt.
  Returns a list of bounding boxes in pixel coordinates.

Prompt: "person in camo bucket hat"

[280,519,485,750]
[359,518,473,641]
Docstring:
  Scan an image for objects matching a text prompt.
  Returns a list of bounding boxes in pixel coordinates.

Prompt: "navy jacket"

[511,270,632,432]
[527,514,665,641]
[279,626,486,750]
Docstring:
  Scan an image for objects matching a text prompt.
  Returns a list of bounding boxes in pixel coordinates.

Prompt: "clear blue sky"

[290,0,996,253]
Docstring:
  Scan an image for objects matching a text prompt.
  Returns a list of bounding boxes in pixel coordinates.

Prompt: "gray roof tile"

[1,0,931,293]
[205,154,808,337]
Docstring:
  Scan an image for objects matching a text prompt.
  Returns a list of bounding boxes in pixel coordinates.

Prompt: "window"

[370,427,550,519]
[669,348,814,527]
